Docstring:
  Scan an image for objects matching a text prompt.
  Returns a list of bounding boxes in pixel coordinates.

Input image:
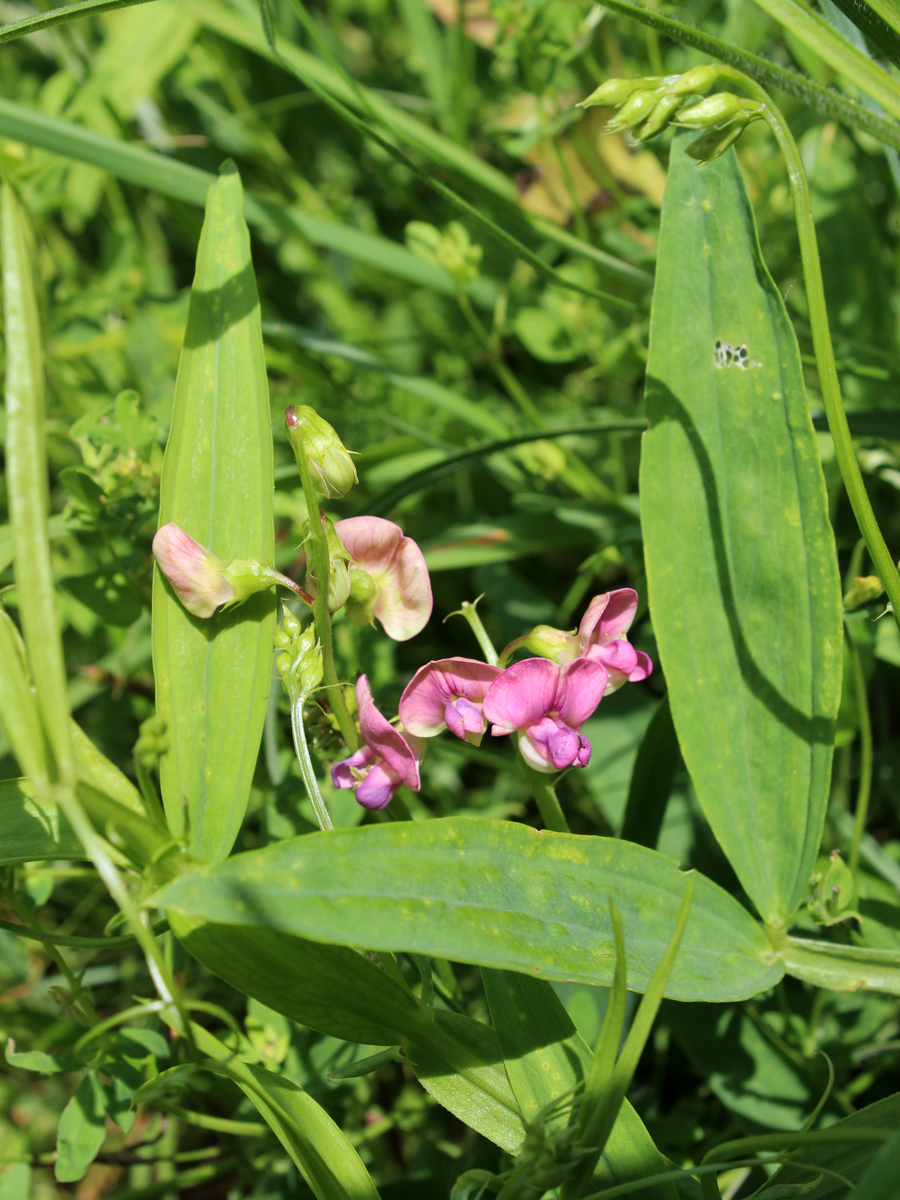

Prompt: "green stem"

[295,445,359,751]
[457,294,545,428]
[772,930,900,994]
[289,691,334,831]
[719,67,900,631]
[451,598,500,665]
[521,763,571,833]
[846,623,873,875]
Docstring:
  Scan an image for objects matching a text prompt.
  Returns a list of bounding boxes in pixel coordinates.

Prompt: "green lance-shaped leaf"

[191,1024,381,1200]
[0,605,47,783]
[153,818,781,1002]
[152,162,275,861]
[0,780,84,866]
[640,131,842,927]
[2,181,74,783]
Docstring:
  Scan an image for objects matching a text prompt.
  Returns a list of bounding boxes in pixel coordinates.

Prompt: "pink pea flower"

[482,657,609,774]
[399,658,503,746]
[577,589,653,692]
[334,516,432,642]
[152,523,234,618]
[331,675,424,809]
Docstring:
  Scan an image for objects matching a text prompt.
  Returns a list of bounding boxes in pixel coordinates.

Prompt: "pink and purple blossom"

[331,675,424,809]
[334,516,432,642]
[399,658,503,746]
[482,657,609,774]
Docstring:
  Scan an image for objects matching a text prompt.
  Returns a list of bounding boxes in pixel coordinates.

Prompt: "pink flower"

[399,658,503,746]
[482,657,609,774]
[577,589,653,692]
[335,516,432,642]
[331,676,424,809]
[152,523,234,618]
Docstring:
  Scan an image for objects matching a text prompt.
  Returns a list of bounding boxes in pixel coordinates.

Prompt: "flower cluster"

[331,588,652,809]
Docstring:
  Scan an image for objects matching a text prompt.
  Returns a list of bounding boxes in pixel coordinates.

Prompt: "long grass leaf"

[1,181,74,783]
[0,0,157,45]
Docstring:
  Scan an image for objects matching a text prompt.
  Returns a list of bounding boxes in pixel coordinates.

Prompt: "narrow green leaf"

[192,1024,381,1200]
[0,0,157,46]
[828,0,900,64]
[55,1073,107,1183]
[752,0,900,119]
[0,606,47,782]
[845,1132,900,1199]
[619,696,679,850]
[152,163,275,861]
[0,779,85,865]
[2,181,74,782]
[154,818,782,1002]
[70,722,146,816]
[641,133,842,926]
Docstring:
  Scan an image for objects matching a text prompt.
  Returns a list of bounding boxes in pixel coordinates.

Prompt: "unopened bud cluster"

[580,65,764,162]
[275,608,323,703]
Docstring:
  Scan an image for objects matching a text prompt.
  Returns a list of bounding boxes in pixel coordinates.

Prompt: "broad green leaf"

[482,970,676,1199]
[152,163,275,862]
[2,181,74,782]
[846,1133,900,1199]
[192,1024,381,1200]
[749,1092,900,1197]
[55,1073,107,1183]
[641,133,842,926]
[0,779,85,865]
[154,818,782,1002]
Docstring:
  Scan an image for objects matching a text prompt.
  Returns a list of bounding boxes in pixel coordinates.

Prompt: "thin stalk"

[295,445,359,751]
[450,598,500,665]
[289,691,334,831]
[846,623,873,874]
[0,916,167,949]
[8,895,97,1025]
[716,67,900,631]
[521,763,571,833]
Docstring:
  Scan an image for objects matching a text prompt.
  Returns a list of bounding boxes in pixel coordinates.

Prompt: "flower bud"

[677,93,761,129]
[406,221,482,287]
[634,92,684,142]
[275,614,323,703]
[152,523,235,618]
[606,86,664,133]
[579,75,663,109]
[304,516,352,614]
[843,575,883,611]
[222,559,293,607]
[685,123,747,163]
[524,624,579,664]
[666,64,721,98]
[344,565,379,628]
[285,405,358,499]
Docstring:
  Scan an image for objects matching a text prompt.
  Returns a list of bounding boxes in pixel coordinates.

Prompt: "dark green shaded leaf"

[55,1073,107,1183]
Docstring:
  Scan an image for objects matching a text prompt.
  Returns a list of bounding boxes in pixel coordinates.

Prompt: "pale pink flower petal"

[399,658,502,739]
[520,717,592,773]
[335,516,432,641]
[482,658,561,735]
[152,523,234,618]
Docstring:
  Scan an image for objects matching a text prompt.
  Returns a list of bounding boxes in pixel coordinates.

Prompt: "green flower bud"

[666,64,721,98]
[606,86,664,132]
[406,221,482,287]
[685,123,747,164]
[843,575,883,611]
[221,559,290,607]
[344,565,379,628]
[579,76,653,110]
[304,516,352,614]
[633,92,684,142]
[285,405,358,499]
[275,614,323,704]
[676,93,761,129]
[524,624,579,664]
